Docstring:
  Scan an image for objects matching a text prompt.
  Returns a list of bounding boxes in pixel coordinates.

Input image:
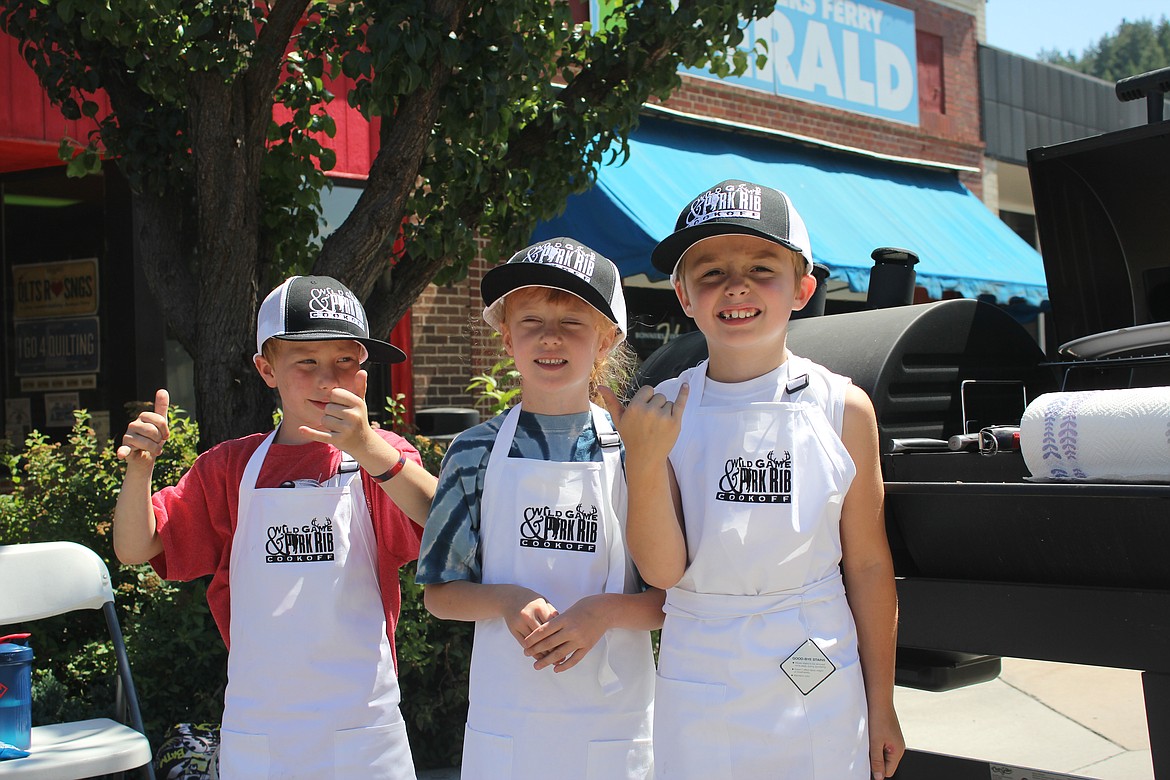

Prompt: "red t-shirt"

[150,429,424,661]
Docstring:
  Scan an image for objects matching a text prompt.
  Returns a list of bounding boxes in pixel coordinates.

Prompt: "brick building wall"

[408,243,500,418]
[411,0,986,415]
[655,0,983,190]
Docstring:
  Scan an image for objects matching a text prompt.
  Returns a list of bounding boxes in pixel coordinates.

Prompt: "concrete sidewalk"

[418,657,1154,780]
[894,657,1153,779]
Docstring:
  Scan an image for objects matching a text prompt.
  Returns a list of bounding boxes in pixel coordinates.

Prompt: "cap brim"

[360,339,407,364]
[274,332,407,364]
[481,263,618,327]
[651,223,811,277]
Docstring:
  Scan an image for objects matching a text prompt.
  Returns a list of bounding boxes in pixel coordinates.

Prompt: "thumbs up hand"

[117,389,171,464]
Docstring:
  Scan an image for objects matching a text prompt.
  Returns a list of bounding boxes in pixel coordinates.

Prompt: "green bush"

[0,407,223,745]
[396,561,472,769]
[385,393,472,768]
[466,356,521,416]
[0,407,472,770]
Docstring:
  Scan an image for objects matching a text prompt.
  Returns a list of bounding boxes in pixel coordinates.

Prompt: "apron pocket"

[218,728,270,778]
[652,675,731,779]
[586,736,652,780]
[334,719,414,780]
[461,723,513,780]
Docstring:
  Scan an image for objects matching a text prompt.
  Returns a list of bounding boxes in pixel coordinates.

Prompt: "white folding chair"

[0,541,155,779]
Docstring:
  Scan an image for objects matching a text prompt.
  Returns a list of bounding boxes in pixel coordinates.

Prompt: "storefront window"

[2,168,110,442]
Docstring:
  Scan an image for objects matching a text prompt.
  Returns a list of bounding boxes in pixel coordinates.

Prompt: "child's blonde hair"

[498,288,636,405]
[260,338,283,364]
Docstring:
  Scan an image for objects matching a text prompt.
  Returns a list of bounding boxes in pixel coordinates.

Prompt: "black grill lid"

[1028,119,1170,355]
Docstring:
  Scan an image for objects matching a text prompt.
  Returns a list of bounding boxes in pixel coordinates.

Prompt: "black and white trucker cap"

[256,275,406,363]
[651,179,814,279]
[481,238,628,343]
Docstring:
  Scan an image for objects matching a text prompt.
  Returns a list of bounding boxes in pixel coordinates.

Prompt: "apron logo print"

[716,450,793,504]
[265,517,336,563]
[519,504,599,553]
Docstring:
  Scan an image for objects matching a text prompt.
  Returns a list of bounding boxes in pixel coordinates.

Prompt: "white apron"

[654,358,869,780]
[219,430,415,780]
[461,404,655,780]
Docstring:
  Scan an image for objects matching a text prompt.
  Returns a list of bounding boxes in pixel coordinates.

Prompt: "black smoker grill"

[787,303,1170,780]
[635,69,1170,780]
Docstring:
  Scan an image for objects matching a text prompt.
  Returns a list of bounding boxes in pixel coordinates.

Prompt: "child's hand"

[596,386,625,427]
[300,369,373,452]
[116,389,169,465]
[617,383,689,461]
[868,704,905,779]
[504,589,559,648]
[522,594,611,672]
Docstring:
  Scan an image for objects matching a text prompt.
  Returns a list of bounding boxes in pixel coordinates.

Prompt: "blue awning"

[534,117,1048,306]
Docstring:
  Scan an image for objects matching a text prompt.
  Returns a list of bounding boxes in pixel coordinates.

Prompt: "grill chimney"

[867,247,920,309]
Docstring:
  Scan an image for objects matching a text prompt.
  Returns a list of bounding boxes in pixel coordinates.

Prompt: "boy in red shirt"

[113,275,436,780]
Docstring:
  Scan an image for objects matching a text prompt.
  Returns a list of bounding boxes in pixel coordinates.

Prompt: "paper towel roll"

[1020,387,1170,482]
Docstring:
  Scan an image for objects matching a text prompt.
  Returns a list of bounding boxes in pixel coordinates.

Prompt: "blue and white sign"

[14,317,101,376]
[688,0,919,126]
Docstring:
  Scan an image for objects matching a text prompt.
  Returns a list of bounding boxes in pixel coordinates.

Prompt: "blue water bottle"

[0,633,33,750]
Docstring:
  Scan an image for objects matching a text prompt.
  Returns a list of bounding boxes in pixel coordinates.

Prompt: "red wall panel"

[1,31,112,173]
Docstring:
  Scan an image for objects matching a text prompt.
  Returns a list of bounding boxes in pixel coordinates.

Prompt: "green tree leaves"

[2,0,774,444]
[1039,16,1170,82]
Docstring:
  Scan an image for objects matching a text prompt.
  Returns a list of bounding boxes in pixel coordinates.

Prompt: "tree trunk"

[365,253,452,340]
[192,315,274,448]
[131,183,274,448]
[183,73,274,447]
[317,0,470,332]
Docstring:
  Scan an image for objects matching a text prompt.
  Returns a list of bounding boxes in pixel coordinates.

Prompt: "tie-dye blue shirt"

[416,408,618,584]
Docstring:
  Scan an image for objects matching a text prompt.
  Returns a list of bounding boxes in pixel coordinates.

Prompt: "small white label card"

[781,639,836,695]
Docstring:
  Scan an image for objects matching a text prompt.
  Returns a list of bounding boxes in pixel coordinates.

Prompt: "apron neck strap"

[694,354,809,401]
[784,353,809,397]
[590,404,622,449]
